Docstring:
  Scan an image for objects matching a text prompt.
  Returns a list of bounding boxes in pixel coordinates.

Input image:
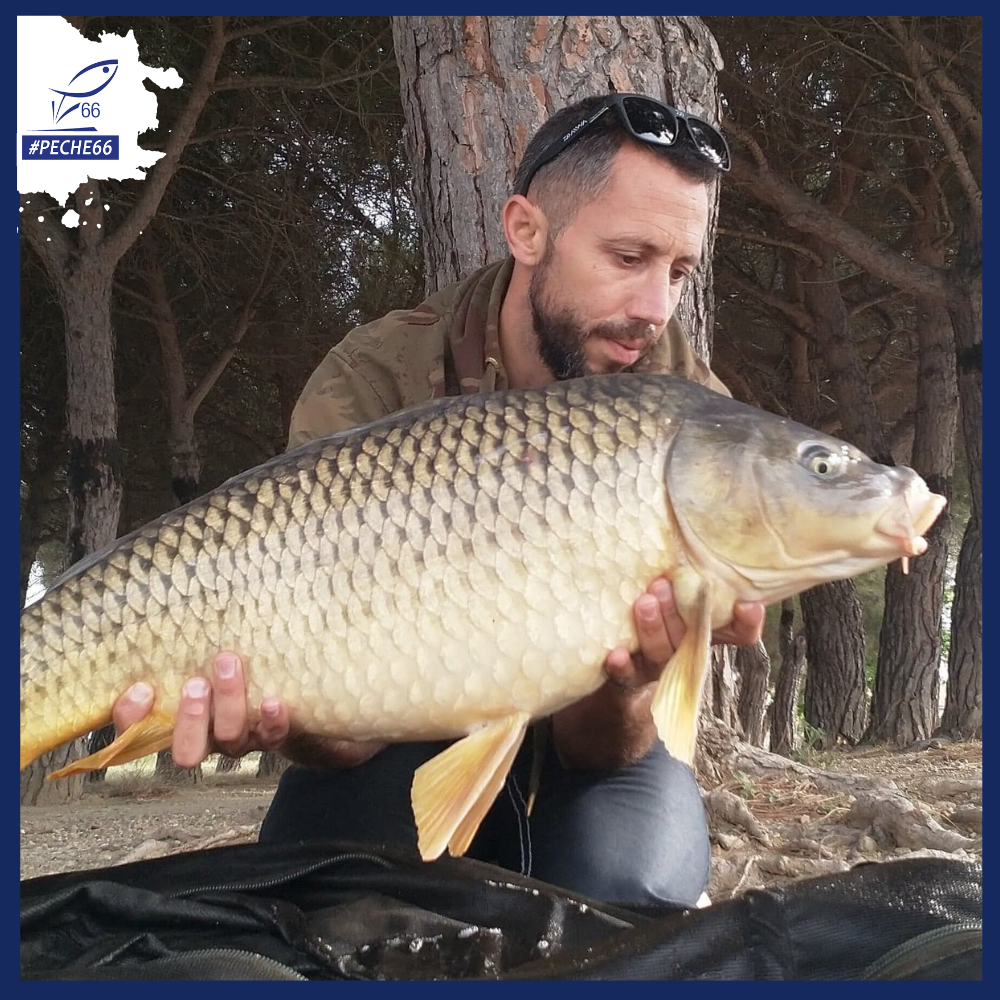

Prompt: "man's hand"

[602,578,765,689]
[552,578,765,769]
[111,652,385,770]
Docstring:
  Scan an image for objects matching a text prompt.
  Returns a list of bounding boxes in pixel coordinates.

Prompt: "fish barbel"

[20,374,945,860]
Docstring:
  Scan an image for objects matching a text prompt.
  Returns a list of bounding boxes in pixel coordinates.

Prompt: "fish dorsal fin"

[411,712,530,861]
[44,712,175,781]
[650,582,713,766]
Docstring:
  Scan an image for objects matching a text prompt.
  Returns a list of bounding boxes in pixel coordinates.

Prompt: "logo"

[50,58,119,128]
[21,57,120,161]
[17,17,183,207]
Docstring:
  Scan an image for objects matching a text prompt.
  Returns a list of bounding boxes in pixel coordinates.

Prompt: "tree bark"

[20,408,65,607]
[257,751,290,779]
[938,511,982,739]
[940,216,982,738]
[800,581,867,746]
[155,751,203,785]
[736,639,770,747]
[870,165,957,744]
[769,610,806,757]
[710,649,741,733]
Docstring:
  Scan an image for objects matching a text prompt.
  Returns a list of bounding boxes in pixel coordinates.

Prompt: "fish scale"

[21,376,667,765]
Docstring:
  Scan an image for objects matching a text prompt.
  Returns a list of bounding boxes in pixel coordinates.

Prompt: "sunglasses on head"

[514,93,731,198]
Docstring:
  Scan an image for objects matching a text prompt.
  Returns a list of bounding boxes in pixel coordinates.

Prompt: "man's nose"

[625,276,672,329]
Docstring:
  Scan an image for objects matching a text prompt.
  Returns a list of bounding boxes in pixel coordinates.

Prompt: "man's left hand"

[603,577,765,690]
[551,578,765,769]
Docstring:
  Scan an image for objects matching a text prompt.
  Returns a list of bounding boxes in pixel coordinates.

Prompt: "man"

[114,93,764,908]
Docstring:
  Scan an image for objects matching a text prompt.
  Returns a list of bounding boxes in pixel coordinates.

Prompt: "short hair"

[512,94,717,234]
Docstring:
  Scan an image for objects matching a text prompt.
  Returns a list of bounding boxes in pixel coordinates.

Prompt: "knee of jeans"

[577,831,710,908]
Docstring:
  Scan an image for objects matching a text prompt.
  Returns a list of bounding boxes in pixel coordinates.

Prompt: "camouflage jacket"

[288,258,729,448]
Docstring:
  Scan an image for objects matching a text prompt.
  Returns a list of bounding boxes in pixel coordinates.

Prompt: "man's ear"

[502,195,549,266]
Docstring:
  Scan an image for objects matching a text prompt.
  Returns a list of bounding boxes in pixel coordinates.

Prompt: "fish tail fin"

[411,712,530,861]
[650,584,713,767]
[45,712,175,781]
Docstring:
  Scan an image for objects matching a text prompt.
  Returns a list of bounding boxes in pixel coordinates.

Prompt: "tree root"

[845,791,977,853]
[913,777,982,800]
[947,805,983,831]
[113,823,259,866]
[703,789,771,846]
[698,719,981,900]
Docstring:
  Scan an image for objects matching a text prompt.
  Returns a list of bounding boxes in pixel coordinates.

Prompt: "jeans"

[259,732,710,908]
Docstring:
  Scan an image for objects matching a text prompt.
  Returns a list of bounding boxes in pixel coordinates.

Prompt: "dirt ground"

[19,741,982,899]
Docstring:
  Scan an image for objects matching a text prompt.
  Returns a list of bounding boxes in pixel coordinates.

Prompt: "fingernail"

[183,677,209,699]
[216,653,238,680]
[127,682,153,704]
[260,698,280,720]
[651,580,674,607]
[638,595,659,621]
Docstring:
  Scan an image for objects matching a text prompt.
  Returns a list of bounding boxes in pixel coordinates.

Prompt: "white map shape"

[17,16,183,209]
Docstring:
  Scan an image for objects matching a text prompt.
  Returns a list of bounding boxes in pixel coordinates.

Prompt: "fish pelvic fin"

[650,583,713,767]
[411,712,530,861]
[45,712,175,781]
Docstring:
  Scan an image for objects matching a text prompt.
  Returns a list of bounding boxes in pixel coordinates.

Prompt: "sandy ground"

[20,741,982,897]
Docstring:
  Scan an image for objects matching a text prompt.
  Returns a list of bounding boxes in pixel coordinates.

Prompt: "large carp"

[20,374,944,860]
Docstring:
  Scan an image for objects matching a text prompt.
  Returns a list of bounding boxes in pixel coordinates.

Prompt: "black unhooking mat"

[21,841,981,980]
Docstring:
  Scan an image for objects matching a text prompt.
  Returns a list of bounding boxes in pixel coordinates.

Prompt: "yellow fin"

[650,584,713,766]
[45,712,175,781]
[411,712,530,861]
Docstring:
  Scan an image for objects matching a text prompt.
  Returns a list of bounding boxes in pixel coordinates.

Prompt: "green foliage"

[733,771,756,800]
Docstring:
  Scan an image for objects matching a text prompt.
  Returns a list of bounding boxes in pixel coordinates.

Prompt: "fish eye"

[800,445,841,478]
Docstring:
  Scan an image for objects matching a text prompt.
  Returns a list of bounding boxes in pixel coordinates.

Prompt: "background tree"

[709,15,979,745]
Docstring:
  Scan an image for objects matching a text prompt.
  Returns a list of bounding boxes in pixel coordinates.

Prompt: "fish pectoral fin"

[411,712,530,862]
[650,583,713,767]
[45,712,175,781]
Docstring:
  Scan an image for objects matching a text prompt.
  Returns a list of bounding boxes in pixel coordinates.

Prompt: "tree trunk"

[940,218,982,738]
[800,581,867,747]
[791,239,881,751]
[392,13,725,348]
[257,751,290,780]
[21,182,121,806]
[938,511,982,739]
[769,615,806,757]
[145,242,204,505]
[20,408,65,607]
[736,639,770,747]
[871,154,958,746]
[870,186,957,743]
[215,754,241,774]
[155,750,203,785]
[710,648,741,733]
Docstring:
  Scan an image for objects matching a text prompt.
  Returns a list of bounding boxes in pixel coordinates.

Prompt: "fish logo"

[49,59,118,128]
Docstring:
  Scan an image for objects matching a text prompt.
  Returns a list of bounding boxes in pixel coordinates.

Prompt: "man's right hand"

[112,651,386,770]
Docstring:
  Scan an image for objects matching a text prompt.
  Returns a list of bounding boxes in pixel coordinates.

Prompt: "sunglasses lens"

[686,117,731,170]
[621,96,678,145]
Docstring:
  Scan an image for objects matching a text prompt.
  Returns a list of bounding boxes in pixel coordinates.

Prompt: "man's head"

[501,94,728,384]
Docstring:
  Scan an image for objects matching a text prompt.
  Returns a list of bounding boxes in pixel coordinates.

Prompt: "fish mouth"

[874,479,947,557]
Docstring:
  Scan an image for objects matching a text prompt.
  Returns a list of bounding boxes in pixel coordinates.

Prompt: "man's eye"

[617,253,640,266]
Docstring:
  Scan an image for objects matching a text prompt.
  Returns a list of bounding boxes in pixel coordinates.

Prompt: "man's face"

[528,144,710,380]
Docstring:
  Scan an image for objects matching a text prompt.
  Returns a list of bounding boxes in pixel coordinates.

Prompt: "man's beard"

[528,259,655,382]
